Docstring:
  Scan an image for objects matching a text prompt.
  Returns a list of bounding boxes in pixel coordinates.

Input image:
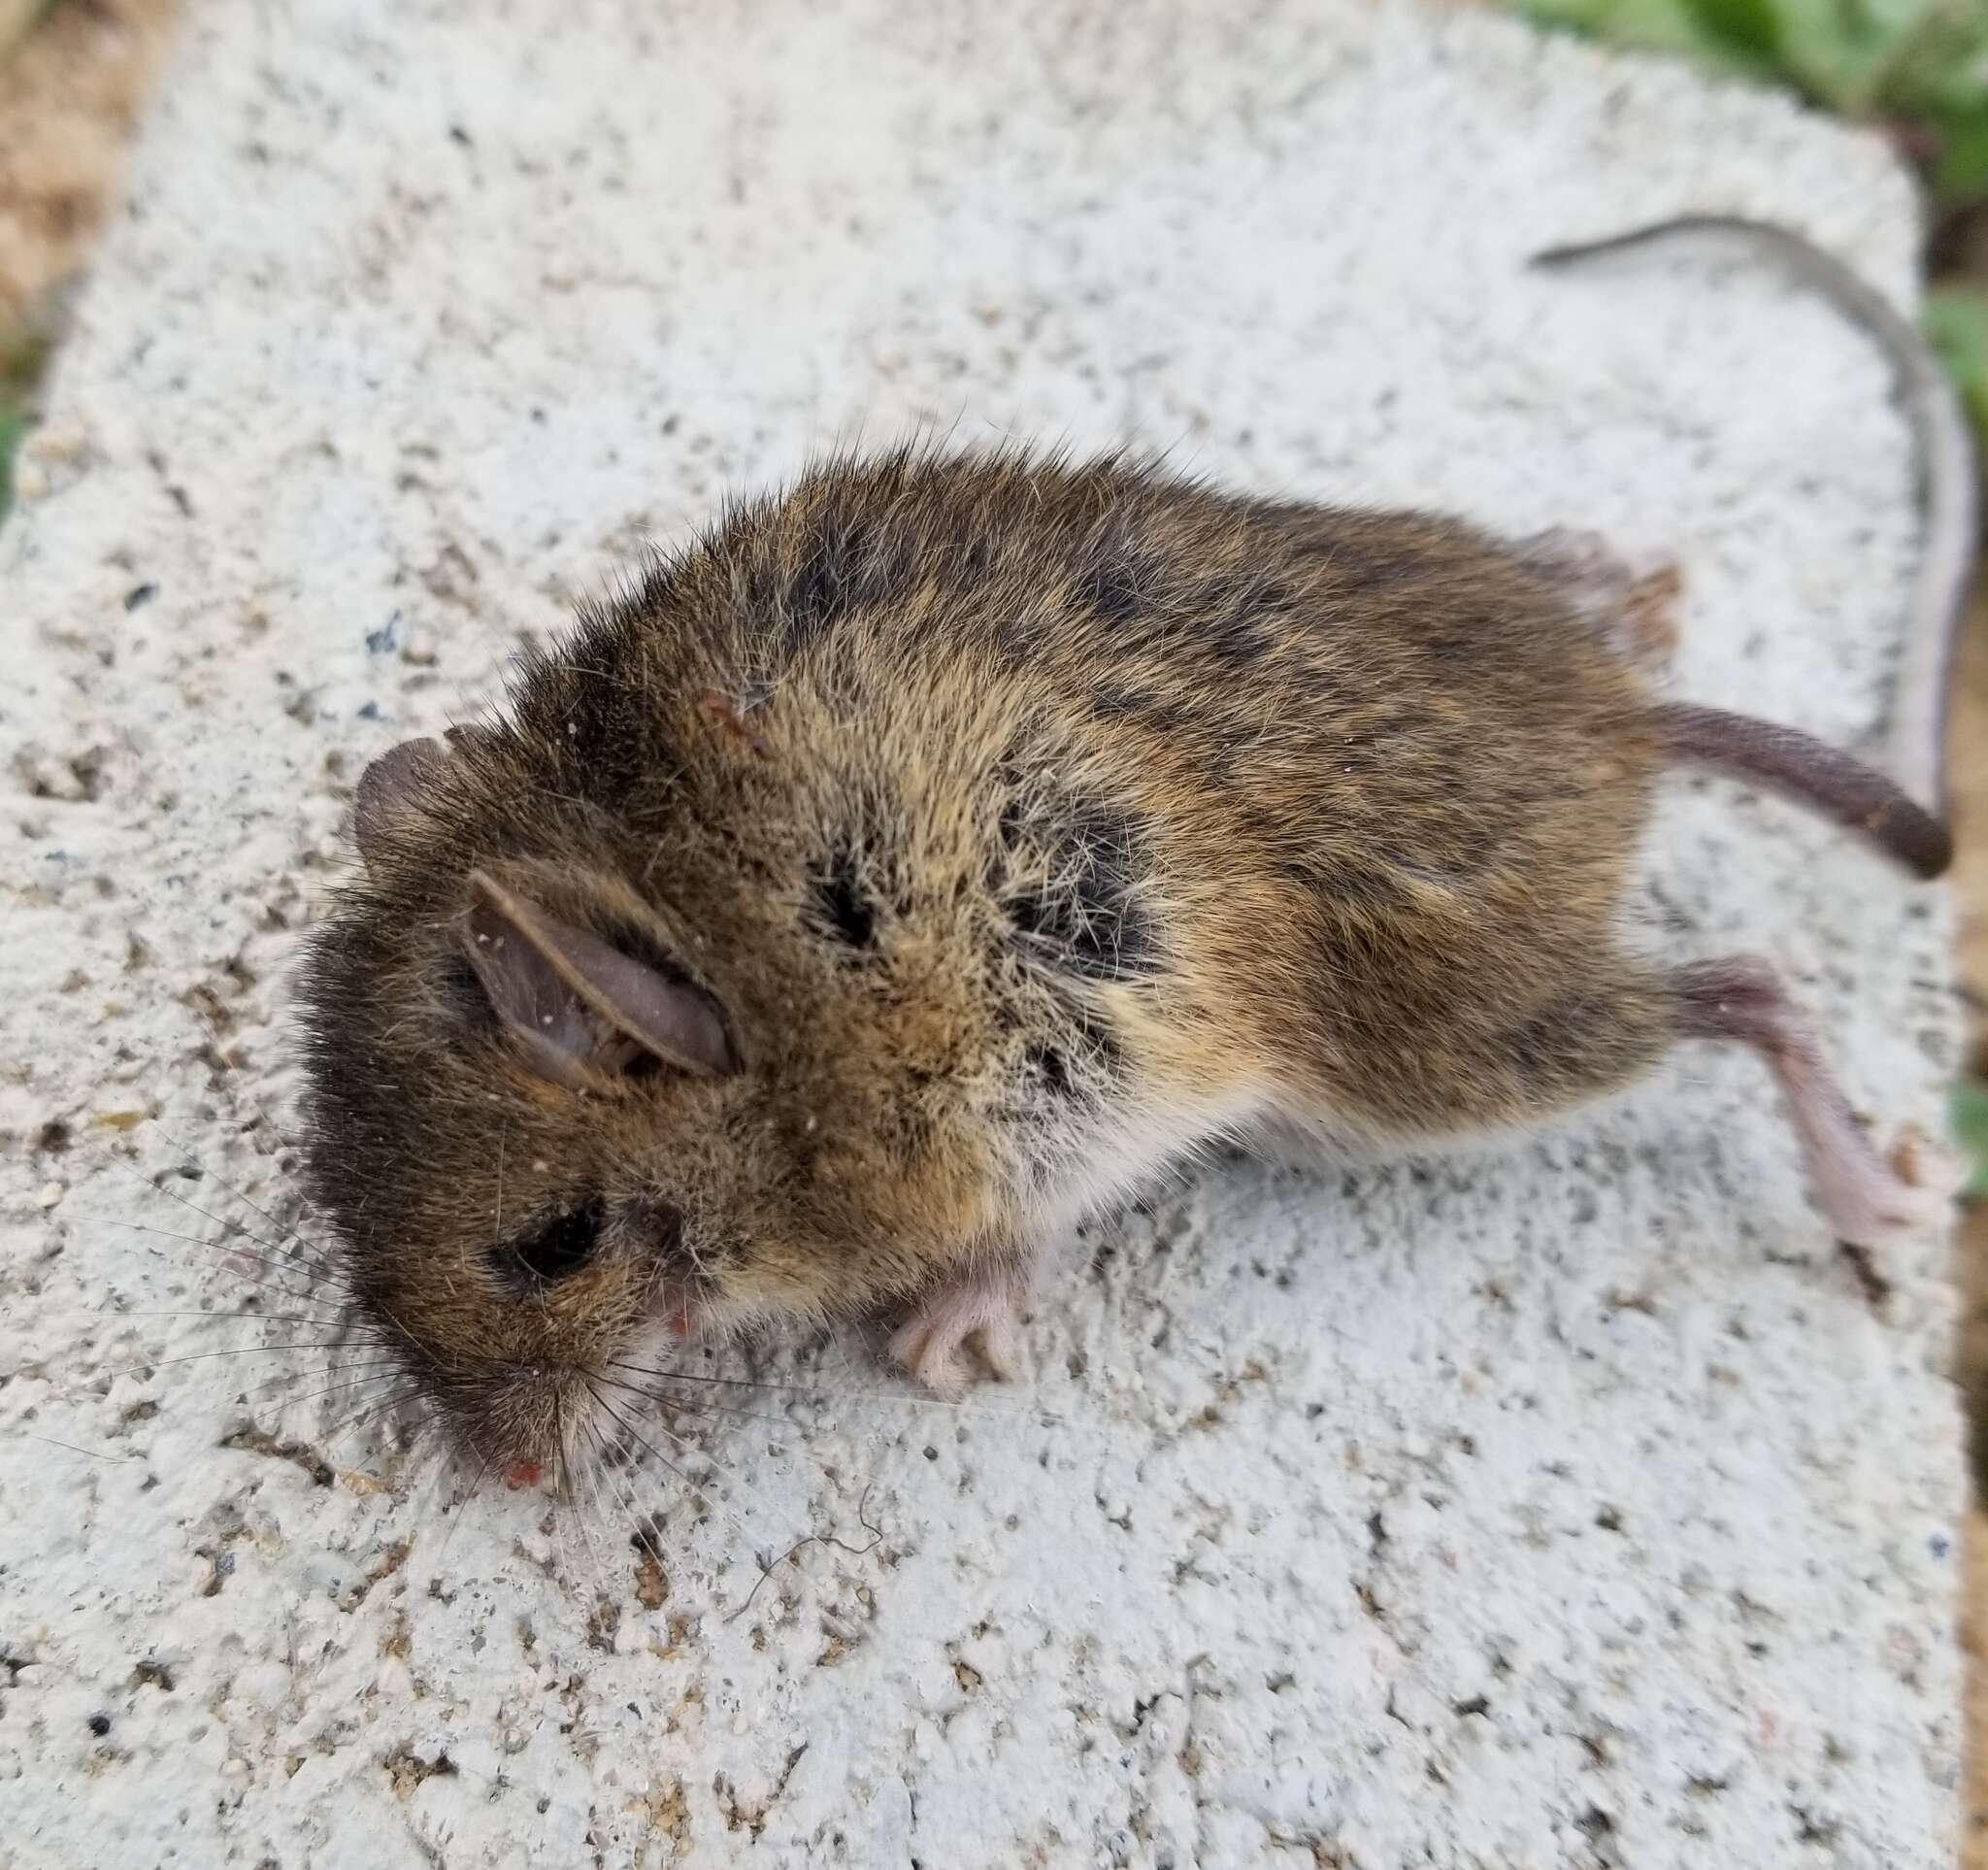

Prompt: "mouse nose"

[505,1458,543,1490]
[664,1284,699,1337]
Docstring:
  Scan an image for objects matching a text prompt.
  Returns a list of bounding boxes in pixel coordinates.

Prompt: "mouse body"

[298,222,1967,1478]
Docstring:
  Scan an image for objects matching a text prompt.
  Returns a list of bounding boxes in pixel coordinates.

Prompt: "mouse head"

[295,721,1009,1480]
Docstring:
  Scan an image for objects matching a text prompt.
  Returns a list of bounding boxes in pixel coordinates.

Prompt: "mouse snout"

[446,1358,598,1486]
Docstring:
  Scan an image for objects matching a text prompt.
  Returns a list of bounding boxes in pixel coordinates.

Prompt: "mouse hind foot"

[1672,956,1933,1243]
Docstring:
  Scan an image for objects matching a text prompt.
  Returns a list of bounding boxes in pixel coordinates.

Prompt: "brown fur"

[295,445,1924,1466]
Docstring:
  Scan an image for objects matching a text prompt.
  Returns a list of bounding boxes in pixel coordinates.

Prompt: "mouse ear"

[355,738,449,871]
[461,870,740,1085]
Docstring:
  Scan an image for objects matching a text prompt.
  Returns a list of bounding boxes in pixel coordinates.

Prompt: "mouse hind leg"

[1417,953,1921,1244]
[1670,955,1926,1242]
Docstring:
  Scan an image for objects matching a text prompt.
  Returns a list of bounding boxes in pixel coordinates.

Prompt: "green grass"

[0,0,62,527]
[0,408,27,518]
[0,324,50,529]
[1956,1076,1988,1203]
[0,379,31,530]
[1930,284,1988,444]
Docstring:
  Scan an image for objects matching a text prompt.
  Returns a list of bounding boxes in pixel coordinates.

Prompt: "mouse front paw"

[889,1259,1030,1400]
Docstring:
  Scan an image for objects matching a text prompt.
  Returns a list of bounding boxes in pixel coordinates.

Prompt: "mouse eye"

[502,1197,605,1291]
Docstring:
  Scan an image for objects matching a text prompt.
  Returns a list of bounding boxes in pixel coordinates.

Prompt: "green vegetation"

[0,322,50,525]
[0,0,72,527]
[0,407,26,518]
[1956,1076,1988,1203]
[0,1,46,526]
[1931,285,1988,448]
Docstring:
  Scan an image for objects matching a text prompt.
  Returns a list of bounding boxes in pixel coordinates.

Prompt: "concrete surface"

[0,1,1966,1865]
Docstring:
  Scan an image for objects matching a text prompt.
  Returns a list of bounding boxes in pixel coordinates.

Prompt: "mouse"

[292,214,1971,1486]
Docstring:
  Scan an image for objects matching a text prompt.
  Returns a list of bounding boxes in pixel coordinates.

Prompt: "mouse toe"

[888,1259,1030,1396]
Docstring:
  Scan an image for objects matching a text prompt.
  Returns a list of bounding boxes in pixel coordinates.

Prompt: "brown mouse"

[295,216,1969,1485]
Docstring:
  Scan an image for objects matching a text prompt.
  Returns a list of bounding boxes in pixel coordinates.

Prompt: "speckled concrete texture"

[0,2,1966,1865]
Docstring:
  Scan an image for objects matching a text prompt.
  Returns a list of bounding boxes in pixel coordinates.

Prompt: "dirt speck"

[381,1745,455,1800]
[221,1425,334,1489]
[634,1548,669,1611]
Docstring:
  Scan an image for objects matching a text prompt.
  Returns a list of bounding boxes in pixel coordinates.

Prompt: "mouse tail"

[1653,700,1951,880]
[1532,214,1977,827]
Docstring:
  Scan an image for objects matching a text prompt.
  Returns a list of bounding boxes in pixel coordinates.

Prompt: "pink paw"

[889,1261,1029,1399]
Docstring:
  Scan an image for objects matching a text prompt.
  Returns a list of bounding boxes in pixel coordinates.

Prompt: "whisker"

[605,1356,1066,1424]
[39,1334,396,1406]
[57,1341,373,1390]
[283,1367,413,1416]
[86,1218,330,1305]
[602,1359,813,1394]
[397,1418,461,1543]
[822,1323,868,1397]
[321,1385,429,1452]
[438,1448,494,1566]
[24,1433,141,1464]
[587,1368,811,1432]
[235,1357,393,1400]
[569,1411,618,1601]
[93,1150,327,1283]
[604,1429,679,1599]
[585,1384,772,1553]
[580,1412,646,1539]
[598,1381,751,1477]
[580,1409,678,1594]
[567,1398,623,1602]
[55,1319,399,1369]
[54,1306,354,1328]
[604,1368,886,1543]
[238,1093,335,1226]
[550,1423,587,1596]
[149,1126,338,1275]
[71,1357,398,1415]
[591,1419,671,1575]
